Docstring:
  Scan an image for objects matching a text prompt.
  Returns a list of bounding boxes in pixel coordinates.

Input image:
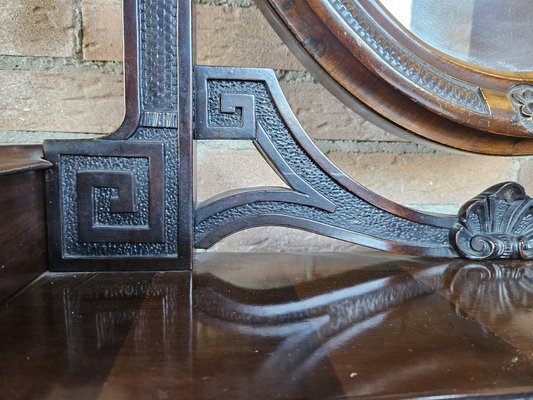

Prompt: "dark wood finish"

[257,0,533,155]
[193,68,533,260]
[194,66,459,258]
[3,252,533,398]
[43,0,193,270]
[177,0,194,261]
[38,0,532,261]
[0,145,50,303]
[0,145,51,176]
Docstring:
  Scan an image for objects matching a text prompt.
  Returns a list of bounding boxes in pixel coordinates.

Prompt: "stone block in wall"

[82,0,123,61]
[280,81,402,142]
[0,70,124,134]
[327,152,513,208]
[197,145,513,210]
[0,131,101,144]
[0,0,76,58]
[196,145,287,202]
[208,226,367,252]
[195,4,304,70]
[517,158,533,194]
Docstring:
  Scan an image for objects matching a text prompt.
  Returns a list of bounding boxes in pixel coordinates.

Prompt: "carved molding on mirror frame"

[41,0,533,270]
[257,0,533,155]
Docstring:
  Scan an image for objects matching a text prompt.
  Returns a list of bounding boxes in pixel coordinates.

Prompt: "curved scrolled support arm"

[193,66,533,261]
[193,66,460,257]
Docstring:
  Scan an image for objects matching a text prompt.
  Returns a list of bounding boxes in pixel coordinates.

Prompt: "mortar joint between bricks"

[275,70,317,84]
[193,0,256,7]
[0,55,123,74]
[74,0,84,60]
[315,140,443,155]
[511,157,522,182]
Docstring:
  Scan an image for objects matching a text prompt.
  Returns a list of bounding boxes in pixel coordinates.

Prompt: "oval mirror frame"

[257,0,533,155]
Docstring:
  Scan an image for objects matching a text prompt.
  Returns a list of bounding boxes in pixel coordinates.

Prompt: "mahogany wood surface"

[0,145,51,176]
[257,0,533,155]
[2,252,533,399]
[0,146,50,303]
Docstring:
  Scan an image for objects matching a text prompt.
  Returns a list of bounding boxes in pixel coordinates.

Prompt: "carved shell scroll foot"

[452,182,533,260]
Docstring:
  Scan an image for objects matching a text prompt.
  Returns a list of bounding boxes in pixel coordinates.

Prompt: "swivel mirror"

[257,0,533,154]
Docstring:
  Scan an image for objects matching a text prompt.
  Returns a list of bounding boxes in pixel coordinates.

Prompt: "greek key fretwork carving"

[43,0,192,270]
[196,68,257,140]
[77,169,164,243]
[45,140,172,265]
[193,66,456,255]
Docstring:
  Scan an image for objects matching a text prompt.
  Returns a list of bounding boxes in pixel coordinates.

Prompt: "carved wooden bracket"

[40,0,533,270]
[44,0,192,270]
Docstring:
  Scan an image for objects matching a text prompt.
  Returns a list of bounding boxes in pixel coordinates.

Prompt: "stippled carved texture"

[140,0,178,112]
[208,92,246,128]
[57,130,178,258]
[93,173,147,227]
[44,0,184,267]
[132,128,179,254]
[327,0,489,115]
[195,78,452,250]
[61,155,150,256]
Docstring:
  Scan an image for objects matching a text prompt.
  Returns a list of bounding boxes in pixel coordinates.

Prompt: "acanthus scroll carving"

[452,182,533,260]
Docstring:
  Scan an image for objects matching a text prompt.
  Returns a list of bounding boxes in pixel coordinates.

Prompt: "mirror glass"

[379,0,533,72]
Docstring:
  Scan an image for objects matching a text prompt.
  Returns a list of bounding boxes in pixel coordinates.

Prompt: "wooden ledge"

[0,145,52,176]
[0,145,49,303]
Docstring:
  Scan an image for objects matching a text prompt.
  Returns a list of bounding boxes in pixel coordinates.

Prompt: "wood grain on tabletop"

[2,252,533,399]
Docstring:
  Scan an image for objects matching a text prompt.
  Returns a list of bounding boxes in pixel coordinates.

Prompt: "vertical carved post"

[44,0,192,270]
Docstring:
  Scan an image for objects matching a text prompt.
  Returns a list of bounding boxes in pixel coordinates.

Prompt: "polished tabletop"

[2,252,533,399]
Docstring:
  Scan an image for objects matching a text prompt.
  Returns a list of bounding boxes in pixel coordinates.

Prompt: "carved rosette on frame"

[44,0,192,270]
[509,85,533,135]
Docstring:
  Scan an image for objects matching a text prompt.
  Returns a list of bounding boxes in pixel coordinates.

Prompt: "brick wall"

[0,0,530,252]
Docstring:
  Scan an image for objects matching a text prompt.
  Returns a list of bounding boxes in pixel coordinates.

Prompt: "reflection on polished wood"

[2,252,533,399]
